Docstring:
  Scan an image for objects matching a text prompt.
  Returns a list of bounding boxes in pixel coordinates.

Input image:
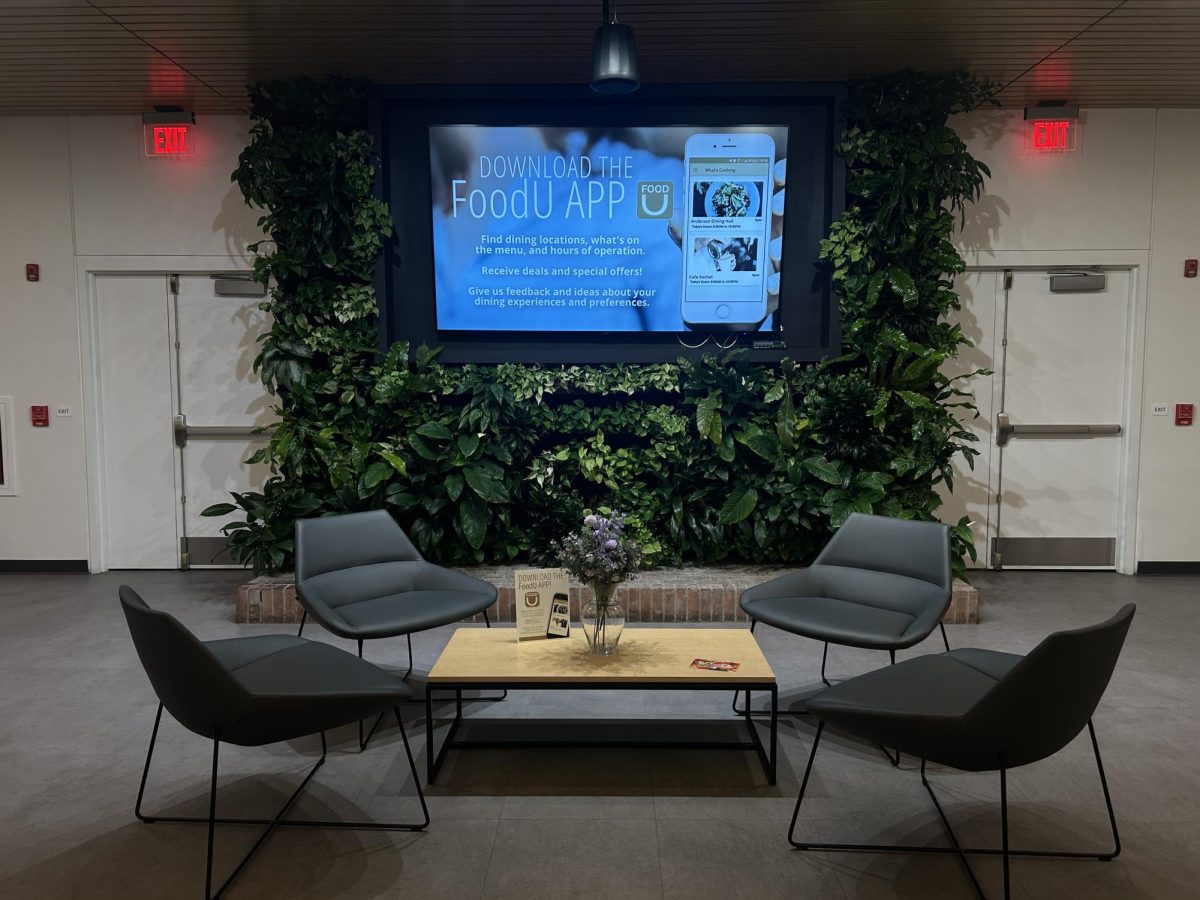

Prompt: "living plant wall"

[206,73,996,578]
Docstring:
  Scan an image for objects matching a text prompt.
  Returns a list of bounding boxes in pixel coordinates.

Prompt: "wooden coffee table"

[424,627,777,784]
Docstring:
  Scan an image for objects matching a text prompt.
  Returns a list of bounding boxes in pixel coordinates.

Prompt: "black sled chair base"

[135,703,429,900]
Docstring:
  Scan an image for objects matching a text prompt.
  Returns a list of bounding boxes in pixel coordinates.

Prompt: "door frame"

[961,249,1149,574]
[77,255,252,573]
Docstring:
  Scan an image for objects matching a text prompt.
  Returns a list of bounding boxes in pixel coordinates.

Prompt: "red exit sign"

[1025,118,1078,154]
[143,123,194,157]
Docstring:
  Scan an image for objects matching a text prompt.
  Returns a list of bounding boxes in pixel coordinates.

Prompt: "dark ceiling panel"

[0,0,1195,113]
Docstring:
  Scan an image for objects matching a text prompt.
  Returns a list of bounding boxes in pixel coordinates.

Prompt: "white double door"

[943,267,1134,570]
[94,273,273,569]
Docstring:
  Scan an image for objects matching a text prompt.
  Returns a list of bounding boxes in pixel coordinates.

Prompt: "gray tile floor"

[0,569,1196,898]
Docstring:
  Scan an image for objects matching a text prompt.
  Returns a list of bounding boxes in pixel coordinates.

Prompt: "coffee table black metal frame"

[424,681,778,784]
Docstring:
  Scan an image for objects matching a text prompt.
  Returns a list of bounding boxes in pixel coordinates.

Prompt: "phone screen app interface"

[685,154,772,303]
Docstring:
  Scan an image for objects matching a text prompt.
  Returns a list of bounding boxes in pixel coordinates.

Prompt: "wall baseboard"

[0,560,89,573]
[1137,561,1200,575]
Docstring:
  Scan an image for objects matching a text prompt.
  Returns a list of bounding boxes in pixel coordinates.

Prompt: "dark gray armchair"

[120,586,428,900]
[295,509,501,747]
[741,512,953,685]
[789,603,1135,900]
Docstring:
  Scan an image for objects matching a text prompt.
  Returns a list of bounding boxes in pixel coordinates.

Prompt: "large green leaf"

[889,267,919,307]
[416,421,452,440]
[718,486,758,524]
[464,465,510,503]
[459,494,489,549]
[457,432,481,458]
[359,460,392,495]
[696,391,723,444]
[378,450,406,476]
[803,456,843,485]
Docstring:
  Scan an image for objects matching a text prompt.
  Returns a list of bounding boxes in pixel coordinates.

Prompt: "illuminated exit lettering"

[1025,119,1077,154]
[143,123,194,156]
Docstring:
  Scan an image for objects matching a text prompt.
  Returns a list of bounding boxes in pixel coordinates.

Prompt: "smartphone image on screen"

[547,593,570,638]
[681,132,776,331]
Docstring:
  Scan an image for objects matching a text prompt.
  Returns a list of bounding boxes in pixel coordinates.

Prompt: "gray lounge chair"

[294,509,500,746]
[120,586,428,899]
[789,603,1135,899]
[741,512,953,684]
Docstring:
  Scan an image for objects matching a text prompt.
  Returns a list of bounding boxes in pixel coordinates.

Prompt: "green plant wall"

[206,72,997,579]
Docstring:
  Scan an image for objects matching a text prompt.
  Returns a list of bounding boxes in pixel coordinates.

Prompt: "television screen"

[374,85,843,363]
[429,125,789,333]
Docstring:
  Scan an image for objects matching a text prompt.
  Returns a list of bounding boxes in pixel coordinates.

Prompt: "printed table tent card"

[514,568,571,641]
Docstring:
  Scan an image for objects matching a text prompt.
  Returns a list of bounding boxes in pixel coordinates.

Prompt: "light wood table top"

[428,627,774,685]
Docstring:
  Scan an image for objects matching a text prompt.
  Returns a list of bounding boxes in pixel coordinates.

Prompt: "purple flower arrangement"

[554,512,644,587]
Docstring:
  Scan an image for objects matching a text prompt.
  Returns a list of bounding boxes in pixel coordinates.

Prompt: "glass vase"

[580,582,625,656]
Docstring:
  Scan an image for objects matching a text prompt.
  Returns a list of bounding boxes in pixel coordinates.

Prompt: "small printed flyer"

[514,568,570,641]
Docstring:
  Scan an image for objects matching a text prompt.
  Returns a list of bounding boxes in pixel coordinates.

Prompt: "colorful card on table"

[690,658,741,672]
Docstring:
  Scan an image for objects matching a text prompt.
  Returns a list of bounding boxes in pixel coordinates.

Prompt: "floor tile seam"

[474,812,504,900]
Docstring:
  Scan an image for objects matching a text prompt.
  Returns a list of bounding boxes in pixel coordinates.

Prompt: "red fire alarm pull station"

[1185,259,1198,279]
[1176,404,1194,426]
[25,263,39,282]
[31,405,50,427]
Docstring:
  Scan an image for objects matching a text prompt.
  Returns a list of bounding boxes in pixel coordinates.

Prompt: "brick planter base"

[235,565,980,626]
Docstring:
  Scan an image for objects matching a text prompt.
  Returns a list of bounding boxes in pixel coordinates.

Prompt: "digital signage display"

[429,125,789,333]
[373,85,843,363]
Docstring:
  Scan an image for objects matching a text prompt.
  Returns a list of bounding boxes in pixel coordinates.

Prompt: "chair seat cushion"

[334,589,496,638]
[806,648,1024,771]
[741,594,916,649]
[205,636,411,746]
[298,561,496,639]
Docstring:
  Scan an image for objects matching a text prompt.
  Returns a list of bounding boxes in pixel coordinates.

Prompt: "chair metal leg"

[880,651,901,767]
[297,610,306,637]
[940,621,951,651]
[136,705,428,898]
[394,706,430,830]
[820,642,831,687]
[206,732,219,899]
[787,720,825,848]
[789,718,1122,899]
[1000,763,1011,900]
[921,758,987,898]
[356,640,387,752]
[135,703,165,822]
[1088,718,1122,860]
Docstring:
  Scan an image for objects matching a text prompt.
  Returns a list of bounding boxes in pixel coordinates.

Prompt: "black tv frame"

[371,82,844,364]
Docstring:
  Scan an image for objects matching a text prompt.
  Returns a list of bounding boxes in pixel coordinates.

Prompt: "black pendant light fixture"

[590,0,640,94]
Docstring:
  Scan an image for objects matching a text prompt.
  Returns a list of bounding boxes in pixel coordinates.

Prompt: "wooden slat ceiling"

[0,0,1197,114]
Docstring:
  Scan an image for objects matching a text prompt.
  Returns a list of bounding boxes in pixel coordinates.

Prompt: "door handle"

[996,412,1121,447]
[173,413,275,448]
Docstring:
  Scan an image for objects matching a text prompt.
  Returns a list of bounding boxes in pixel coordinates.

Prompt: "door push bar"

[996,412,1121,447]
[172,414,276,448]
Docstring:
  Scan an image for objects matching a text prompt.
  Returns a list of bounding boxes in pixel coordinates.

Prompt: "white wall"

[946,107,1200,565]
[1137,110,1200,561]
[0,118,86,560]
[0,115,260,563]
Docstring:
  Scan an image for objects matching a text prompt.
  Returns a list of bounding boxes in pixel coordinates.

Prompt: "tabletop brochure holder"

[514,568,570,641]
